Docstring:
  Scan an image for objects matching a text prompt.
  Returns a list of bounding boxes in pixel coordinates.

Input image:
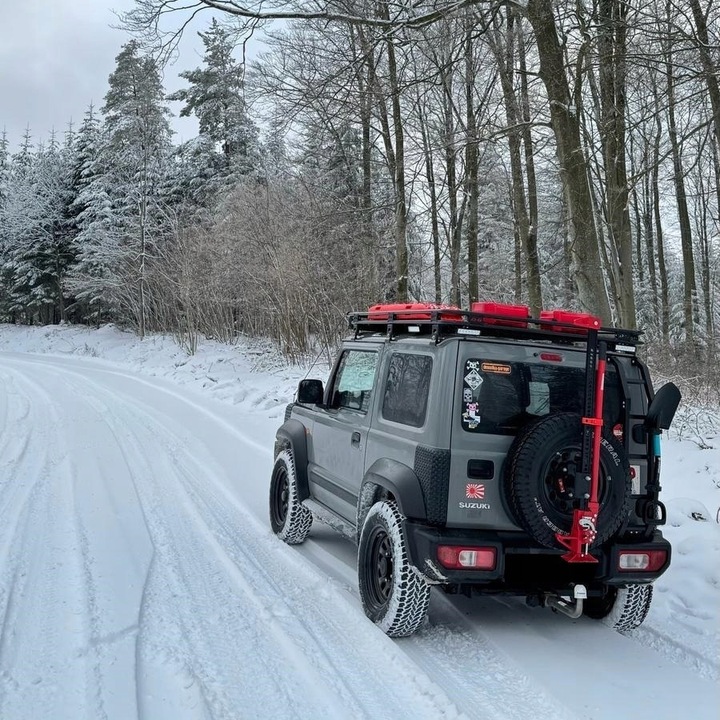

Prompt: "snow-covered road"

[0,345,717,720]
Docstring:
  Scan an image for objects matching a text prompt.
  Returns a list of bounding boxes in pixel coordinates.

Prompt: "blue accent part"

[653,434,662,457]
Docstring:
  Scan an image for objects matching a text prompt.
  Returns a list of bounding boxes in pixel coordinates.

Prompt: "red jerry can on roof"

[470,302,530,328]
[367,303,463,321]
[540,309,601,334]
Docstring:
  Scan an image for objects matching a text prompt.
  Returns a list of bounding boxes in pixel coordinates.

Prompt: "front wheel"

[357,501,430,637]
[269,450,312,544]
[584,584,653,631]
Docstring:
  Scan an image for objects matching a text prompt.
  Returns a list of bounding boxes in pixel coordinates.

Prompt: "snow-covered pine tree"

[66,104,119,323]
[168,19,262,192]
[0,129,77,323]
[100,41,173,336]
[0,129,9,209]
[0,130,11,317]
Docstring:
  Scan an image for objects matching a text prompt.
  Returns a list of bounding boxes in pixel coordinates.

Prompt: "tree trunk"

[597,0,636,327]
[418,103,442,303]
[380,6,408,302]
[465,14,479,305]
[492,10,542,315]
[517,17,542,313]
[525,0,611,320]
[642,149,659,323]
[665,14,697,346]
[652,116,670,345]
[443,63,461,306]
[688,0,720,149]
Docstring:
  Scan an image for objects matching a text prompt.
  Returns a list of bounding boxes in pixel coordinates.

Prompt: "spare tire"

[504,412,631,548]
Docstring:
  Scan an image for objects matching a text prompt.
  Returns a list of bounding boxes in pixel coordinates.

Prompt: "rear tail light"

[437,545,497,570]
[618,549,667,572]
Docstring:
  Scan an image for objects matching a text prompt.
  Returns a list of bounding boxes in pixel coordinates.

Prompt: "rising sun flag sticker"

[466,483,485,499]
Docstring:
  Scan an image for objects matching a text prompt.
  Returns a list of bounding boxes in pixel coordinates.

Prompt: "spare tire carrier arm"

[556,330,607,563]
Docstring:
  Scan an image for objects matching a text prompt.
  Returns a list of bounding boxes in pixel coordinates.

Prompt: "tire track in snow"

[16,357,465,720]
[631,623,718,680]
[0,359,153,720]
[419,591,717,720]
[0,365,99,720]
[89,374,463,719]
[0,369,56,544]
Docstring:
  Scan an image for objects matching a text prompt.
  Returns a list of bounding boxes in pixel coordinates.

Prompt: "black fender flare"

[275,420,310,501]
[362,458,427,522]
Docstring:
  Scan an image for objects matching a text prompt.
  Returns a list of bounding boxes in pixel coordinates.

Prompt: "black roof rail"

[347,307,642,349]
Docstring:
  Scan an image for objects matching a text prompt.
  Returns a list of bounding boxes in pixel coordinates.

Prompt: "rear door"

[447,342,606,530]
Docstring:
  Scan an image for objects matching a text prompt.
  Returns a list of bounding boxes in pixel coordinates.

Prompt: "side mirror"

[646,382,681,431]
[297,379,324,405]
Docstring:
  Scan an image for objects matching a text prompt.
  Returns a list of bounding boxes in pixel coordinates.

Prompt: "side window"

[330,350,378,413]
[382,353,433,427]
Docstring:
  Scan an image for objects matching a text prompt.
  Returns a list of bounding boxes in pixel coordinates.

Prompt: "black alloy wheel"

[541,445,613,520]
[365,526,395,611]
[270,465,290,531]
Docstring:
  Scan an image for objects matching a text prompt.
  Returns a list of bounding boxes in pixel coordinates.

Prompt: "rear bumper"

[404,521,671,593]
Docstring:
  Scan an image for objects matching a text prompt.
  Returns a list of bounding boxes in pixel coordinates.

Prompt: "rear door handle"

[351,431,361,446]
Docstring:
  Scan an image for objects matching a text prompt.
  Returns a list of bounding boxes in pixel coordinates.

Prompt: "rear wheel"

[269,450,312,544]
[584,584,653,631]
[358,501,430,637]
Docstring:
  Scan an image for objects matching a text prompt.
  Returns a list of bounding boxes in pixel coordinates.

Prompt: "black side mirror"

[646,382,681,431]
[297,379,324,405]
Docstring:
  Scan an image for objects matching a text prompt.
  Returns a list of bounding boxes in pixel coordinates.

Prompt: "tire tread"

[358,501,430,637]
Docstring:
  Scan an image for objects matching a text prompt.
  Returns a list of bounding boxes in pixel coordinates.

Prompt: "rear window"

[460,358,622,435]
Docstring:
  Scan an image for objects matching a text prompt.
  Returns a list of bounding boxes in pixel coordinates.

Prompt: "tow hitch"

[544,584,588,619]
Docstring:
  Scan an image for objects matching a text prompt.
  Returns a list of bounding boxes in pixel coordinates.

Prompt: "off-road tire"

[504,412,631,549]
[358,501,430,637]
[584,584,653,631]
[269,450,312,544]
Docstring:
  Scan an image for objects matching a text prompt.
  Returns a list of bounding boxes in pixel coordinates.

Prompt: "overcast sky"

[0,0,208,151]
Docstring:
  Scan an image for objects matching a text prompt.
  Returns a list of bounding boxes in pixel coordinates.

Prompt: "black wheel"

[269,450,312,544]
[357,501,430,637]
[584,584,653,631]
[504,413,631,548]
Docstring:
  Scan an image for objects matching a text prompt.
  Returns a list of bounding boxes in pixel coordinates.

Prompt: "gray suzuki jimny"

[269,302,680,637]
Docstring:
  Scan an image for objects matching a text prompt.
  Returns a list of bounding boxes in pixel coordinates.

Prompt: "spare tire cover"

[504,412,631,548]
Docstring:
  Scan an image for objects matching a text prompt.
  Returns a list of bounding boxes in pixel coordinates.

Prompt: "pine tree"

[2,131,44,321]
[168,19,261,190]
[100,41,173,336]
[0,130,11,317]
[66,105,119,322]
[0,130,76,323]
[0,130,9,208]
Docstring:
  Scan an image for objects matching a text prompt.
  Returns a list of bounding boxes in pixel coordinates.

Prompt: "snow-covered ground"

[0,323,717,720]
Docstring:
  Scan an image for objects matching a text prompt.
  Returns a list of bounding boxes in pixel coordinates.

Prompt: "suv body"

[270,304,679,636]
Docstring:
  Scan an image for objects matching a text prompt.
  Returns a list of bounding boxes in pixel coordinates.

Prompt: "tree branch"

[122,0,495,41]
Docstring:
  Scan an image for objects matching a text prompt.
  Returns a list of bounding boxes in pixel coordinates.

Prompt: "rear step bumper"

[404,521,671,590]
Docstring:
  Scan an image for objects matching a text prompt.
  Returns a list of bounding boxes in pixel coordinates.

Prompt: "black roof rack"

[347,308,642,350]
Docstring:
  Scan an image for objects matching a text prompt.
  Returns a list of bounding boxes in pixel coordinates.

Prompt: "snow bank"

[0,323,322,420]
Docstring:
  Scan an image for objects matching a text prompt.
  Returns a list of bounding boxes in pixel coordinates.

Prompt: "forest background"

[0,0,717,407]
